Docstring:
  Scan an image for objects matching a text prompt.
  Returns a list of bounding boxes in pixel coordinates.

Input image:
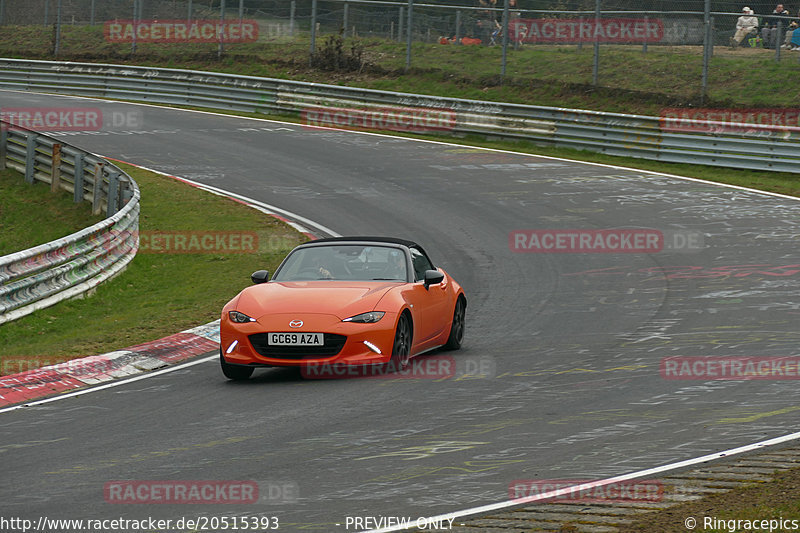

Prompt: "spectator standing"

[730,7,759,48]
[476,0,500,46]
[761,3,791,49]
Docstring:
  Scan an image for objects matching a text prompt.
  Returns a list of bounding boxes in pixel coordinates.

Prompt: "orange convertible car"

[219,237,466,380]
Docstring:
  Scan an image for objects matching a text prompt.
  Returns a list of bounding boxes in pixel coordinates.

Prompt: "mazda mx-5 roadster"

[219,237,467,380]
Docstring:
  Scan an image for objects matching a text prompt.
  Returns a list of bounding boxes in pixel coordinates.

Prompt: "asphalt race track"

[2,91,800,531]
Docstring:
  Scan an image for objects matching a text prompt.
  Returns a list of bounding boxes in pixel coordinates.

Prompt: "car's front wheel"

[390,313,412,372]
[220,350,254,380]
[444,296,466,350]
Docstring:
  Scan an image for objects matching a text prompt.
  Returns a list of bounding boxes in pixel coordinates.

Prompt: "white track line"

[120,163,342,238]
[0,355,216,415]
[5,88,800,530]
[3,88,799,202]
[363,430,800,532]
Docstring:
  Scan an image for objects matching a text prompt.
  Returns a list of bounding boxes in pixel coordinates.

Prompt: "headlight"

[343,311,385,323]
[229,310,256,323]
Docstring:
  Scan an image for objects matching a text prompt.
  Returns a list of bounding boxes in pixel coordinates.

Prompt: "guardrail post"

[106,170,120,217]
[0,126,7,171]
[73,152,85,203]
[51,143,62,192]
[25,135,37,184]
[92,162,104,215]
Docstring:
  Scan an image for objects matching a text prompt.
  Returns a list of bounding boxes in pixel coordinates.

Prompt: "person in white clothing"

[731,7,759,47]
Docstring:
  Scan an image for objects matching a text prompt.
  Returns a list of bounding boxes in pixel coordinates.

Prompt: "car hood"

[235,281,399,320]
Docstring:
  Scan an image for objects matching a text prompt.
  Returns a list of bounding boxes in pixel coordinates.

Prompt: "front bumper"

[220,312,398,367]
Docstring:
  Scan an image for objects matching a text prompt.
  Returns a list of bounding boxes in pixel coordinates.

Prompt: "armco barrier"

[0,119,139,325]
[0,58,797,173]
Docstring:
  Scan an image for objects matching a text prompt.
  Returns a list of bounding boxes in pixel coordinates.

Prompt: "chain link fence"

[0,0,797,102]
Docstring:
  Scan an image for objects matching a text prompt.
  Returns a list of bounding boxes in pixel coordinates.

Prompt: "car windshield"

[272,244,408,282]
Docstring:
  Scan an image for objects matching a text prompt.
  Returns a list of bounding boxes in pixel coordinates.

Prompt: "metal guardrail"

[0,58,797,174]
[0,119,140,325]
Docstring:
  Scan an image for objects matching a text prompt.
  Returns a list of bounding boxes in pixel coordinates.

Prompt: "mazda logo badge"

[289,320,303,328]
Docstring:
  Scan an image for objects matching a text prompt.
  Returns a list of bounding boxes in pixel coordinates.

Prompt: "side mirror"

[251,270,269,284]
[423,269,444,290]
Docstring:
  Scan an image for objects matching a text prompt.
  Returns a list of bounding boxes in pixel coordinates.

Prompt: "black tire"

[220,350,254,381]
[389,313,412,372]
[444,297,466,350]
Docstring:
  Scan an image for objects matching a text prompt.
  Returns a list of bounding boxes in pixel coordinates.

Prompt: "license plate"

[268,332,324,346]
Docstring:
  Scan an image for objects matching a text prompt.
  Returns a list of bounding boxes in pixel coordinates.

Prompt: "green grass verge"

[0,163,307,373]
[0,24,799,114]
[0,168,104,256]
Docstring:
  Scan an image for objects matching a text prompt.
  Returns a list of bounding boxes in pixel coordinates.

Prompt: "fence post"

[90,0,96,25]
[92,163,104,216]
[398,6,404,43]
[131,0,137,55]
[343,1,349,35]
[25,135,37,184]
[501,0,509,80]
[289,0,295,36]
[310,0,317,61]
[73,152,85,203]
[775,19,782,61]
[405,0,413,72]
[455,10,461,44]
[700,0,710,103]
[0,0,4,25]
[188,0,193,22]
[44,0,49,26]
[592,0,600,85]
[709,15,714,57]
[54,0,62,57]
[218,0,226,59]
[239,0,244,24]
[51,144,62,192]
[642,15,648,53]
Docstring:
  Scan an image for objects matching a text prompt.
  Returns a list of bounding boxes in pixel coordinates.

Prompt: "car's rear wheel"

[444,296,466,350]
[220,350,254,380]
[390,313,412,372]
